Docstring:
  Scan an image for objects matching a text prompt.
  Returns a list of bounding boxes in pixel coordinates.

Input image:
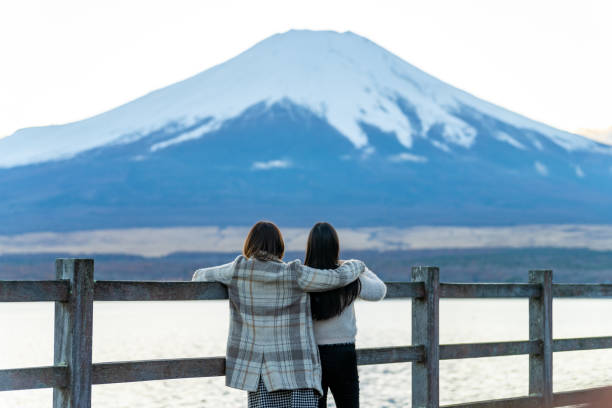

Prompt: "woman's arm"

[358,267,387,301]
[192,260,235,285]
[296,259,365,292]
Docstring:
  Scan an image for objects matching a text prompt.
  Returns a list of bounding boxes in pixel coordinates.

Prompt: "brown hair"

[243,221,285,260]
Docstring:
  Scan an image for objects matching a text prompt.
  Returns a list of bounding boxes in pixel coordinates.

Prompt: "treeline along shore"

[1,247,611,283]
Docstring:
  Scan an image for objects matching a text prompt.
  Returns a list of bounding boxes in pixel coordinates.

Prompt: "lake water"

[1,299,612,407]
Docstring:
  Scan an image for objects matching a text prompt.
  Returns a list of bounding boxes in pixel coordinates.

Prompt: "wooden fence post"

[53,259,94,408]
[529,269,553,408]
[412,266,440,408]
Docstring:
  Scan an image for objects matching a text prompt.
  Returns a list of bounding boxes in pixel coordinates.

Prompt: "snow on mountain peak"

[0,29,605,168]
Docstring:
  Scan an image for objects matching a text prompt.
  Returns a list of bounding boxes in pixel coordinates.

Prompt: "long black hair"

[306,222,361,321]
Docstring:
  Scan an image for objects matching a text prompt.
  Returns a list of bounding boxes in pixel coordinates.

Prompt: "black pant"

[318,343,359,408]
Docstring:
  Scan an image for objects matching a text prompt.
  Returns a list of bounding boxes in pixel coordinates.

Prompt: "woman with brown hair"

[192,221,366,408]
[306,222,387,408]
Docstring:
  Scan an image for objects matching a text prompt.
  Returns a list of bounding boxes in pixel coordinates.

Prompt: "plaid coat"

[192,255,364,395]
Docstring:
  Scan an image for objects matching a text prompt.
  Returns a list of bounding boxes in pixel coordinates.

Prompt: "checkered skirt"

[248,378,319,408]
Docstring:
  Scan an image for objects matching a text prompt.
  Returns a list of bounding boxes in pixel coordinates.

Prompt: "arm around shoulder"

[296,259,365,292]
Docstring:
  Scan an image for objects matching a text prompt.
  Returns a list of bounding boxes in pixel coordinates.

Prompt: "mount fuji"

[1,30,611,234]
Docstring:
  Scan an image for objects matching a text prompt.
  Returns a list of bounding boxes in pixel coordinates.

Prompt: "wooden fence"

[1,259,612,407]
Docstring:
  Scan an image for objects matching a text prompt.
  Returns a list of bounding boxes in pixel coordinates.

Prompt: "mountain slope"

[0,30,611,234]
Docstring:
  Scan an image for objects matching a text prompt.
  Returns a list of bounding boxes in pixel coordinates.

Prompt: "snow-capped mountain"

[0,30,611,234]
[1,30,608,168]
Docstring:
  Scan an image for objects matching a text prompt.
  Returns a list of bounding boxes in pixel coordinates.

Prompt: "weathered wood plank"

[442,395,540,408]
[53,259,94,408]
[440,341,539,360]
[384,282,425,298]
[528,270,553,408]
[553,284,612,298]
[553,336,612,352]
[90,347,425,385]
[0,347,427,391]
[14,336,612,391]
[553,385,612,407]
[0,280,70,302]
[0,366,68,391]
[92,357,225,384]
[440,283,540,298]
[90,281,612,301]
[94,281,228,301]
[412,266,440,408]
[356,346,424,365]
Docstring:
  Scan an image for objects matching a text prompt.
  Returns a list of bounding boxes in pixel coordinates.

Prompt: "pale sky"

[1,0,611,142]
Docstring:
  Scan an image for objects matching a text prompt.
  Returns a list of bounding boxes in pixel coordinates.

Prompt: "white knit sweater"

[313,268,387,345]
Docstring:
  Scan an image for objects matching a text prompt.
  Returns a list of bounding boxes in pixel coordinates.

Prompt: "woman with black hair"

[306,222,387,408]
[192,221,367,408]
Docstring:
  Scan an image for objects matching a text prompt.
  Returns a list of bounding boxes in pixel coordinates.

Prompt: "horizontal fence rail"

[384,281,425,298]
[439,340,539,360]
[94,281,228,301]
[440,283,541,298]
[3,335,610,390]
[552,284,612,298]
[553,336,612,352]
[92,357,226,384]
[0,366,67,392]
[1,347,428,391]
[0,280,70,302]
[3,280,612,302]
[1,259,611,408]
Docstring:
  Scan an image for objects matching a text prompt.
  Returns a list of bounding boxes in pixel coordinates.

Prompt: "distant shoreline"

[1,224,612,257]
[2,247,611,283]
